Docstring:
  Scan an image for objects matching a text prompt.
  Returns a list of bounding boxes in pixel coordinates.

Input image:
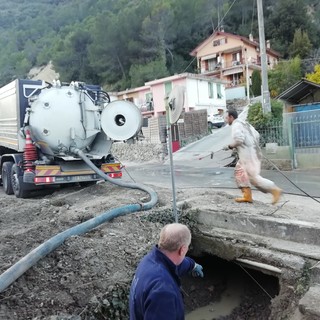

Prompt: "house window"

[208,82,214,98]
[145,92,153,111]
[164,82,172,96]
[204,59,209,71]
[145,92,152,102]
[231,74,241,86]
[208,58,217,71]
[213,38,227,47]
[232,52,241,65]
[206,57,222,71]
[217,84,223,99]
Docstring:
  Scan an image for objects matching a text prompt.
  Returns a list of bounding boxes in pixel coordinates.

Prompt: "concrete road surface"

[171,106,248,166]
[124,101,319,201]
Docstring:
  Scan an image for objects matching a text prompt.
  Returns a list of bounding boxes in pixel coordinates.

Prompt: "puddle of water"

[186,273,245,320]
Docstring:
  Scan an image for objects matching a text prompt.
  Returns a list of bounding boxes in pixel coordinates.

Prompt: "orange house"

[190,31,280,88]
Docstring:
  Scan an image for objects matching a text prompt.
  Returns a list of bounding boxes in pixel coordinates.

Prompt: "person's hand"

[192,263,204,278]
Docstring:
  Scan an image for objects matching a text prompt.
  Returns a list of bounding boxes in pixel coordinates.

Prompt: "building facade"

[190,31,280,89]
[117,73,227,119]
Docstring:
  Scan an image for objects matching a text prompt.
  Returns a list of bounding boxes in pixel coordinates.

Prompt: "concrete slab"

[299,285,320,318]
[198,225,320,261]
[197,210,320,245]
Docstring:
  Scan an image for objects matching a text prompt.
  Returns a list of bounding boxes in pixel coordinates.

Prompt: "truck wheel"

[11,164,29,198]
[2,162,14,195]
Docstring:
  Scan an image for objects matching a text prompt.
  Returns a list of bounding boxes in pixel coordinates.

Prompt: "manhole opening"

[183,254,280,320]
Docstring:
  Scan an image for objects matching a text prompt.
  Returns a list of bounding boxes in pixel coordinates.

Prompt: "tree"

[248,100,283,127]
[54,29,94,82]
[302,48,320,75]
[222,0,256,36]
[251,70,261,97]
[266,0,313,58]
[88,2,148,90]
[168,0,219,73]
[138,0,173,78]
[268,57,302,97]
[129,58,169,87]
[289,28,312,59]
[247,100,284,147]
[1,0,320,89]
[306,64,320,84]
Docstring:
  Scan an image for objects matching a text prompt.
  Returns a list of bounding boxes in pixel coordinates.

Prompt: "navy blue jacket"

[129,245,195,320]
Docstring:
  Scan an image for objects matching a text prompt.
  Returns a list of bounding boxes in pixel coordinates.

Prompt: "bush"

[247,100,283,127]
[247,100,285,146]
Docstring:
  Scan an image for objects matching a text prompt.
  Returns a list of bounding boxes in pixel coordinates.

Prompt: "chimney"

[266,40,270,49]
[249,33,253,42]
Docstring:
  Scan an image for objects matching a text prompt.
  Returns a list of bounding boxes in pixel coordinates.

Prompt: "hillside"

[0,0,319,90]
[28,62,60,82]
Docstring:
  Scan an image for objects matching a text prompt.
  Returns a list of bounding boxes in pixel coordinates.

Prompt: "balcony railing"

[139,102,154,113]
[201,57,263,74]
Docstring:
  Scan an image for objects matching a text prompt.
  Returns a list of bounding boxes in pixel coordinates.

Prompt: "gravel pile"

[111,142,167,163]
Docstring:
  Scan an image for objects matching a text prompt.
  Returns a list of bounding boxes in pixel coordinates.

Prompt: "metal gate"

[256,109,320,168]
[289,109,320,148]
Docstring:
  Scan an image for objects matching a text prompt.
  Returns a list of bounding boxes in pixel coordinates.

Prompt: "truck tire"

[11,164,29,198]
[2,162,14,195]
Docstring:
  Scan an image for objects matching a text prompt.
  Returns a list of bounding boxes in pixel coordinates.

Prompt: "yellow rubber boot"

[235,187,253,203]
[271,187,282,205]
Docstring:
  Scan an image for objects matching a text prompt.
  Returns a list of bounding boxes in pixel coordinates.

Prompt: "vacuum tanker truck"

[0,79,142,198]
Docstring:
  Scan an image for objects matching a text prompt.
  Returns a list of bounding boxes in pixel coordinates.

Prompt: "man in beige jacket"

[225,109,282,205]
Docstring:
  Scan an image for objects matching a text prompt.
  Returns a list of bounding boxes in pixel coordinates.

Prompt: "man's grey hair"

[158,223,191,252]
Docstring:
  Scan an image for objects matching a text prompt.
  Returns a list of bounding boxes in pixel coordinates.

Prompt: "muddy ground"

[0,174,305,319]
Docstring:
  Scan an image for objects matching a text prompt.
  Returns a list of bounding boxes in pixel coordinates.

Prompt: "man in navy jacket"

[129,223,204,320]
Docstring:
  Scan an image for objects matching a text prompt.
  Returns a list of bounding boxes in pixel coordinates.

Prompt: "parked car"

[208,113,225,128]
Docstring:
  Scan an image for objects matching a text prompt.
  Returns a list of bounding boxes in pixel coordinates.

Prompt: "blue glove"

[192,263,204,278]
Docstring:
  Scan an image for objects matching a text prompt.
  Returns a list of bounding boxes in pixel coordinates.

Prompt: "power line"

[214,0,238,33]
[182,0,239,73]
[250,0,256,35]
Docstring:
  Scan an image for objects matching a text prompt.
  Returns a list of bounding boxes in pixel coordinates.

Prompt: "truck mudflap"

[31,163,122,185]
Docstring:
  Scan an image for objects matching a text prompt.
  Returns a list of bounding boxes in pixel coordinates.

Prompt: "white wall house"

[184,74,227,115]
[143,73,227,117]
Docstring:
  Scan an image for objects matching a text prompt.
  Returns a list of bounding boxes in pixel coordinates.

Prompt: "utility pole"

[245,48,250,103]
[257,0,271,113]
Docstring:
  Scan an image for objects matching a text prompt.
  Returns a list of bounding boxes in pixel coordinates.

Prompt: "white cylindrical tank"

[29,85,100,154]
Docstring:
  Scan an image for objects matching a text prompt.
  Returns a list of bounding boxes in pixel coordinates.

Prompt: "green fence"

[255,119,289,147]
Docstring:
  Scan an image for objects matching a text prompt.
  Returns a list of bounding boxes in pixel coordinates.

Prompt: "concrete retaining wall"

[261,145,320,170]
[261,145,293,170]
[296,153,320,169]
